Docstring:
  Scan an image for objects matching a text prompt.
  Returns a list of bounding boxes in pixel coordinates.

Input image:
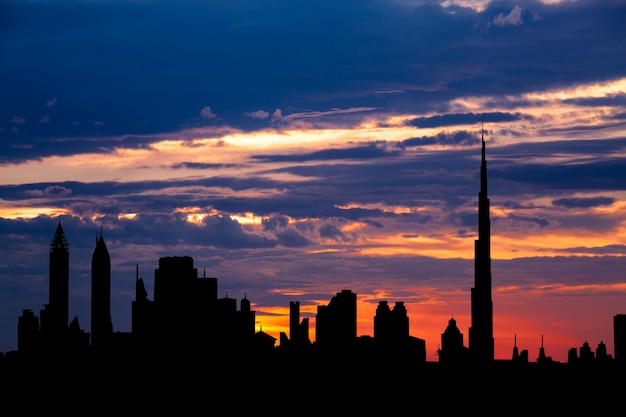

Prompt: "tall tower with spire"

[469,123,495,364]
[42,221,70,338]
[91,227,113,348]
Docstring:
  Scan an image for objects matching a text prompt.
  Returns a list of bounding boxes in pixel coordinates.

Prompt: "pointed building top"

[50,221,69,252]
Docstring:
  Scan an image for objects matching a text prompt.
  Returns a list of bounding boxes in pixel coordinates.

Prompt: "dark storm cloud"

[504,213,551,228]
[610,112,626,121]
[1,0,625,162]
[274,229,314,248]
[262,215,290,231]
[554,244,626,255]
[400,130,481,147]
[319,224,348,242]
[405,112,527,129]
[563,93,626,107]
[552,197,615,209]
[483,137,626,193]
[251,144,399,163]
[493,159,626,191]
[171,162,240,170]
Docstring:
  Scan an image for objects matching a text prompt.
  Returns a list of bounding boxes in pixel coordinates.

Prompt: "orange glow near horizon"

[0,206,70,220]
[253,283,624,363]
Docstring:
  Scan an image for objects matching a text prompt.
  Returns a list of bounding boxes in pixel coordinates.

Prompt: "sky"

[1,0,625,363]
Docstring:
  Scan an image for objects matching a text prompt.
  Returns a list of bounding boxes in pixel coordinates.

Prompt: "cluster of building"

[11,225,427,368]
[3,134,625,372]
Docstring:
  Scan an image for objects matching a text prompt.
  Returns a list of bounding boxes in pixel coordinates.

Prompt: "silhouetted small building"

[316,289,357,348]
[17,309,40,355]
[511,334,529,364]
[437,316,470,365]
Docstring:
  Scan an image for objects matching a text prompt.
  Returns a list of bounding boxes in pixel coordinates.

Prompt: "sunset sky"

[1,0,625,362]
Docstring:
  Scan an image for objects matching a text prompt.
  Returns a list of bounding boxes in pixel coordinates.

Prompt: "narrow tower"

[469,124,495,364]
[91,227,113,348]
[44,221,70,337]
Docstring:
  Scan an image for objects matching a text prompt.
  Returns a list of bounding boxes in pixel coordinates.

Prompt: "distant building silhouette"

[374,301,409,343]
[91,228,113,348]
[536,334,553,364]
[17,309,39,355]
[131,265,156,345]
[437,316,470,364]
[615,314,626,363]
[40,221,71,350]
[511,334,529,364]
[289,301,310,347]
[372,300,426,365]
[316,289,357,348]
[469,127,495,364]
[568,340,613,365]
[17,222,90,356]
[132,255,259,356]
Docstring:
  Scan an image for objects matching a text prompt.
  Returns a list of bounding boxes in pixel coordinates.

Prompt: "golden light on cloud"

[523,78,626,101]
[358,233,475,259]
[532,282,626,295]
[118,213,137,220]
[185,213,208,225]
[0,206,70,220]
[231,212,262,225]
[491,231,626,259]
[90,213,106,222]
[272,289,308,297]
[337,202,432,215]
[174,207,219,225]
[449,76,626,144]
[340,221,368,233]
[308,248,346,254]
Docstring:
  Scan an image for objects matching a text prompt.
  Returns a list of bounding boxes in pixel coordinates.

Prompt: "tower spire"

[469,115,495,364]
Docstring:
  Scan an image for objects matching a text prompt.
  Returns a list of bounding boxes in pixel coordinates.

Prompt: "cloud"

[318,223,347,242]
[25,185,72,197]
[46,97,57,107]
[406,112,528,129]
[272,109,283,120]
[252,144,398,163]
[552,196,615,209]
[554,244,626,255]
[39,114,50,123]
[493,5,524,27]
[248,110,269,119]
[200,106,217,120]
[263,215,290,231]
[274,228,313,247]
[171,162,238,170]
[400,131,480,147]
[11,116,25,124]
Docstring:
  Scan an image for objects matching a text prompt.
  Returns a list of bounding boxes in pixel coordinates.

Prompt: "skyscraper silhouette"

[615,314,626,363]
[43,221,70,338]
[316,289,357,347]
[91,228,113,348]
[469,126,495,364]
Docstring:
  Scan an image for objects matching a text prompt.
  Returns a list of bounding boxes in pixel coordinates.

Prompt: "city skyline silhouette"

[3,136,624,370]
[2,3,625,410]
[2,137,625,415]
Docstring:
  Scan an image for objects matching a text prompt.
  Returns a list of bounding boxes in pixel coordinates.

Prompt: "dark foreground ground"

[1,350,624,413]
